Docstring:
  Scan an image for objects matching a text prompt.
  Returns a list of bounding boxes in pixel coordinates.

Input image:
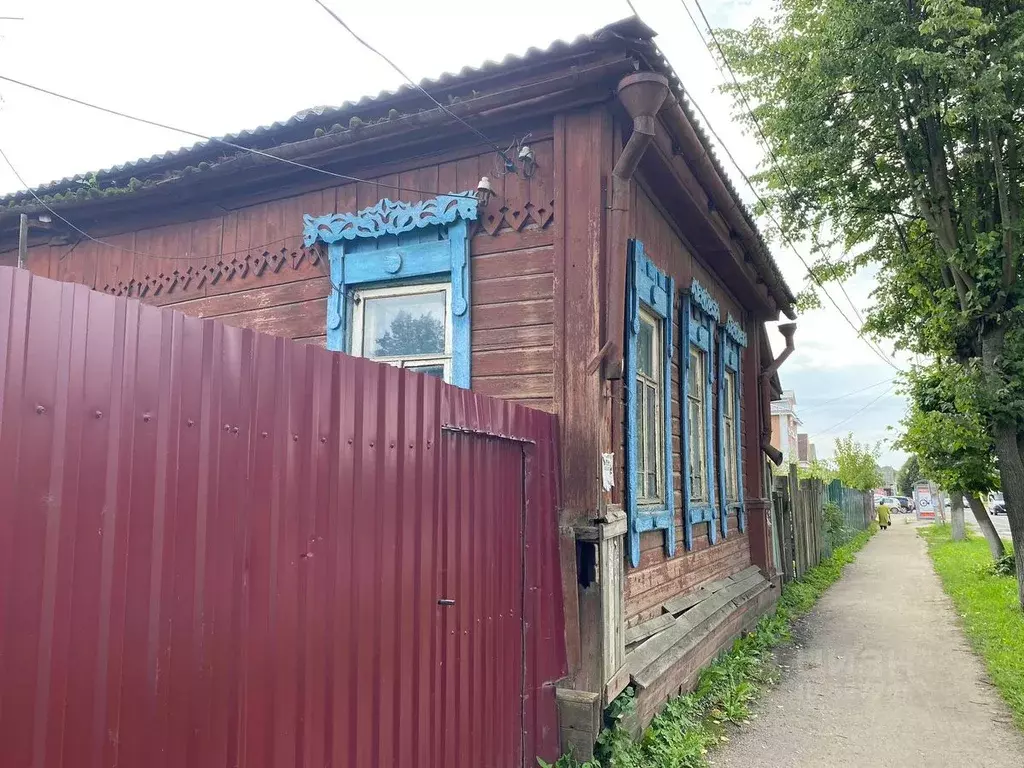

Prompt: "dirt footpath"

[713,521,1024,768]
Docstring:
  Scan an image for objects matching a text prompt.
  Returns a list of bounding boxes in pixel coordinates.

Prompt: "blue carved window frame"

[301,193,479,388]
[624,240,675,568]
[682,279,720,549]
[717,314,748,537]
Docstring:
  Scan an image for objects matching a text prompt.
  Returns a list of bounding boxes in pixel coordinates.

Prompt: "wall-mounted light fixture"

[476,176,495,206]
[518,145,537,178]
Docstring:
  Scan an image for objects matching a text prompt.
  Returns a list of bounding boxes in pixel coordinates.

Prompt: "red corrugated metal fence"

[0,267,567,767]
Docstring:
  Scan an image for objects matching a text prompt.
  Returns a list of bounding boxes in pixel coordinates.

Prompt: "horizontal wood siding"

[623,185,753,623]
[25,142,556,411]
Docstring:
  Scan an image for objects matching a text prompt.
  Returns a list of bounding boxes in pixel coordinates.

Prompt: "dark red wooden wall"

[18,142,557,413]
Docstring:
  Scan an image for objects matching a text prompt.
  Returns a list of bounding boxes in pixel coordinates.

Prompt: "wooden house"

[0,16,797,757]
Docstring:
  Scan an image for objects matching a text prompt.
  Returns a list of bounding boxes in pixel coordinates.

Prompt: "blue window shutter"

[721,314,748,532]
[305,194,478,388]
[683,279,721,547]
[681,292,694,551]
[624,240,676,568]
[718,330,728,538]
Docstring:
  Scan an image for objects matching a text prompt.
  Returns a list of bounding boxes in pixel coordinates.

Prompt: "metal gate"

[439,430,526,766]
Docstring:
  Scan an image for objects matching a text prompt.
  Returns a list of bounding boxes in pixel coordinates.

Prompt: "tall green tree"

[720,0,1024,606]
[896,363,1006,556]
[897,454,922,497]
[832,434,883,491]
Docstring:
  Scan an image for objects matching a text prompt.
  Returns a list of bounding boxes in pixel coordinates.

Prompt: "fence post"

[776,476,794,583]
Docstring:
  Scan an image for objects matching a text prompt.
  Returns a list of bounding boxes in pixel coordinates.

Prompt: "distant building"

[770,390,801,466]
[797,433,817,468]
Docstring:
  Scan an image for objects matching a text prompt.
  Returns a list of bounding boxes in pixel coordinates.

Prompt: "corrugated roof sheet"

[1,15,795,308]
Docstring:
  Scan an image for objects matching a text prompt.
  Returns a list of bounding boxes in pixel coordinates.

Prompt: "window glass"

[688,345,707,501]
[724,370,739,500]
[636,308,663,503]
[362,291,446,358]
[351,284,451,381]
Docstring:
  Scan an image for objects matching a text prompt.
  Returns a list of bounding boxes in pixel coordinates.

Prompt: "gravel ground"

[712,521,1024,768]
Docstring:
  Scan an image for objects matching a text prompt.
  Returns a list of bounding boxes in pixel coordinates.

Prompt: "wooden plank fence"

[772,465,873,584]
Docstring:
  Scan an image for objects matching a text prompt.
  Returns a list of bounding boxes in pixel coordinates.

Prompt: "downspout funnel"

[604,72,670,379]
[761,322,797,465]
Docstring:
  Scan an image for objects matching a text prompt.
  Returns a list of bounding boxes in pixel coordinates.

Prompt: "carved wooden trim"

[689,278,721,321]
[478,193,555,235]
[302,193,478,247]
[724,314,748,347]
[102,242,320,299]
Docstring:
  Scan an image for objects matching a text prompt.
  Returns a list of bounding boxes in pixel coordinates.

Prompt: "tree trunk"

[967,495,1006,559]
[950,492,965,541]
[982,327,1024,609]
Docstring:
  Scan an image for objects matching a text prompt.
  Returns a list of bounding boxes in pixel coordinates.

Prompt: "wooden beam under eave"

[635,139,776,319]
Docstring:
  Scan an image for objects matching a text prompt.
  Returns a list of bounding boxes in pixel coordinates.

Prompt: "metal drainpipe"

[602,72,670,380]
[761,322,796,464]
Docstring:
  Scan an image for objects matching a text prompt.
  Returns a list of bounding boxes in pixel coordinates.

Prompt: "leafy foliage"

[720,0,1024,604]
[823,501,848,551]
[798,459,837,483]
[832,434,883,491]
[372,310,444,357]
[895,363,1000,495]
[897,454,923,497]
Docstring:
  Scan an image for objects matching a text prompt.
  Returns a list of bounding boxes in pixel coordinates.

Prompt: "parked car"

[895,496,913,512]
[877,496,906,512]
[987,492,1005,515]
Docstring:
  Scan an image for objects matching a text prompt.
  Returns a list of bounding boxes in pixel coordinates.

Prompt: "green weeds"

[919,525,1024,729]
[544,524,877,768]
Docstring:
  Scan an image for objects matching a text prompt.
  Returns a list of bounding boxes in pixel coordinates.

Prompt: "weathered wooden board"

[631,574,767,689]
[472,324,553,351]
[662,575,734,616]
[624,612,675,647]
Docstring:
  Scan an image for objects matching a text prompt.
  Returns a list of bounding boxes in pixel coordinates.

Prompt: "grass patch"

[918,524,1024,729]
[542,524,878,768]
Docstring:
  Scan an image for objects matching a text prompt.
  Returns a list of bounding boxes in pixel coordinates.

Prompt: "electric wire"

[0,73,477,201]
[797,376,896,415]
[810,384,897,439]
[311,0,516,172]
[684,0,900,370]
[1,144,314,262]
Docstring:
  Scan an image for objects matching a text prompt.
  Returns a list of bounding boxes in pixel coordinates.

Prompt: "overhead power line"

[683,0,901,371]
[0,74,476,201]
[797,376,896,415]
[311,0,516,173]
[810,384,897,439]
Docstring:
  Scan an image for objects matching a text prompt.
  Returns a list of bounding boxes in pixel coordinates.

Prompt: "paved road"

[961,507,1012,540]
[713,521,1024,768]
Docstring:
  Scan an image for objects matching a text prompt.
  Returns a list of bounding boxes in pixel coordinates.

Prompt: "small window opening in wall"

[576,540,597,588]
[636,306,664,504]
[350,282,452,381]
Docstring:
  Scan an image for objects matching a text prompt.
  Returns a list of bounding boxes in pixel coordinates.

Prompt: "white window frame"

[636,305,664,504]
[349,282,453,382]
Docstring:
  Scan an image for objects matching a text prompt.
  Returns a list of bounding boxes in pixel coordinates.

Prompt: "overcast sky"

[0,0,909,467]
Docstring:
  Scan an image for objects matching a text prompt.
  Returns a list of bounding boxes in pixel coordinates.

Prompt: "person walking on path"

[877,501,891,530]
[713,522,1024,768]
